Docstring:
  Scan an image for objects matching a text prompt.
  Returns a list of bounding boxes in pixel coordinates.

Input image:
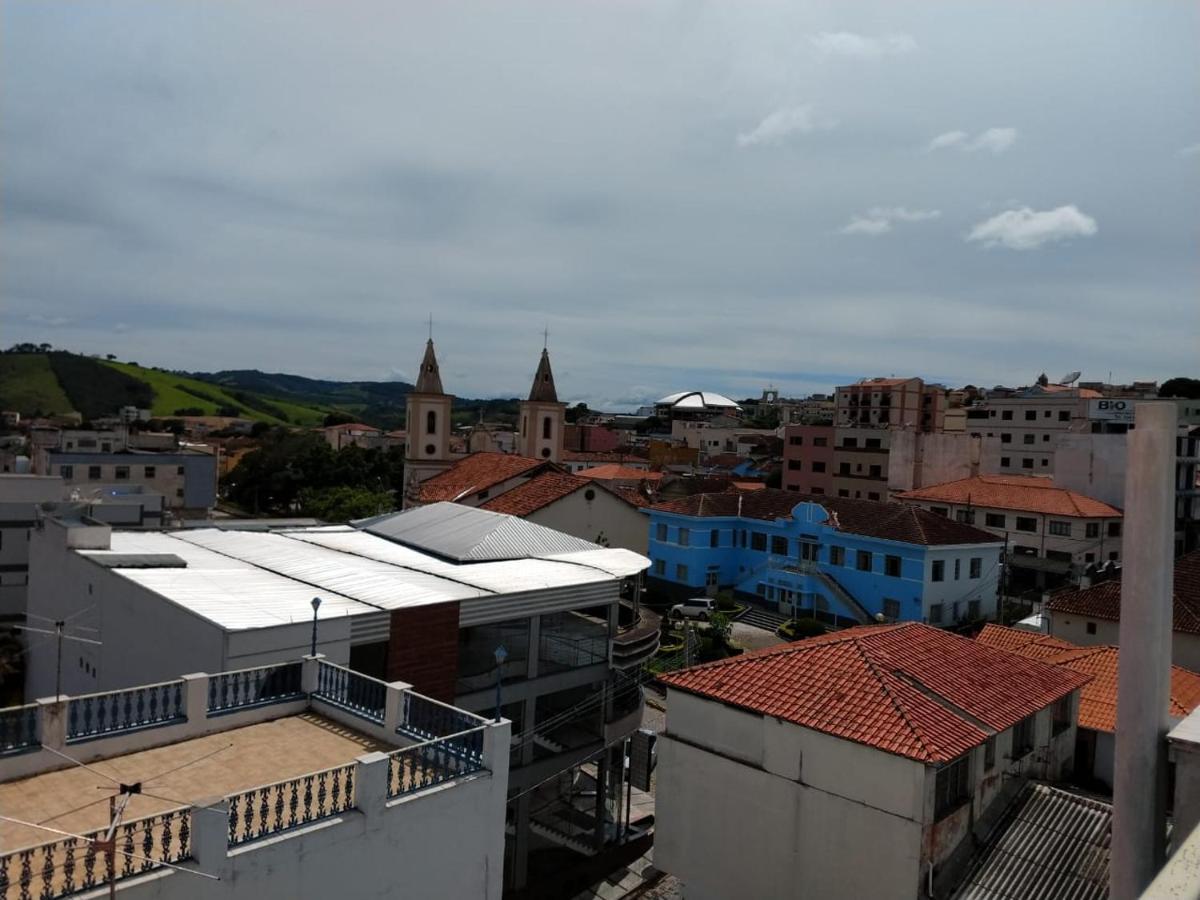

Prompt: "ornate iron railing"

[207,661,304,715]
[311,661,386,724]
[66,681,186,743]
[226,763,356,847]
[399,691,488,762]
[0,704,38,755]
[386,728,489,799]
[0,807,190,900]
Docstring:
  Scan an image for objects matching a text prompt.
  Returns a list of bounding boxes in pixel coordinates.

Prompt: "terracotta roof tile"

[647,488,1002,547]
[579,464,663,482]
[417,452,550,503]
[1045,551,1200,635]
[479,471,589,516]
[660,623,1088,763]
[976,623,1200,733]
[896,475,1122,518]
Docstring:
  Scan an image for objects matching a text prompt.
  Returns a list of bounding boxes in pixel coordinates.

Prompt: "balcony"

[0,658,507,900]
[612,605,662,671]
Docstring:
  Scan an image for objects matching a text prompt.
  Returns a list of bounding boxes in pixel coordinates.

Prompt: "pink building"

[782,424,835,495]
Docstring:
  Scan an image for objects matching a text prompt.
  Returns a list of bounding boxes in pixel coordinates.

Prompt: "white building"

[655,623,1087,900]
[0,655,509,899]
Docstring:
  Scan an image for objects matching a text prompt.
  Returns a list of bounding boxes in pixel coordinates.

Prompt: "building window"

[813,436,828,447]
[656,523,667,542]
[788,460,802,471]
[1043,410,1052,418]
[1041,459,1049,467]
[1024,410,1037,421]
[144,465,156,478]
[1021,458,1034,469]
[1085,522,1100,539]
[1012,715,1036,758]
[705,569,719,588]
[930,506,948,518]
[954,559,961,580]
[1015,517,1037,532]
[1108,522,1122,538]
[812,486,825,495]
[830,545,845,566]
[751,532,767,552]
[842,437,858,448]
[968,599,980,620]
[935,756,972,820]
[675,564,688,581]
[955,509,976,525]
[884,555,901,577]
[176,488,184,498]
[1048,520,1071,537]
[838,489,849,498]
[176,465,185,475]
[654,559,665,576]
[1086,622,1096,635]
[1052,696,1072,736]
[740,530,747,548]
[812,461,826,473]
[789,435,803,446]
[61,465,73,480]
[867,491,880,501]
[838,463,851,475]
[865,438,882,449]
[426,410,437,435]
[856,550,872,572]
[1001,434,1013,444]
[868,465,882,478]
[931,560,945,582]
[883,598,900,620]
[542,416,552,440]
[1000,457,1010,468]
[1059,410,1070,422]
[114,466,129,480]
[929,602,944,624]
[710,530,719,548]
[1108,551,1119,561]
[88,466,102,480]
[1042,434,1051,442]
[1002,410,1013,421]
[771,536,788,555]
[1023,434,1035,445]
[985,513,1006,528]
[678,528,689,547]
[984,737,996,770]
[969,557,982,579]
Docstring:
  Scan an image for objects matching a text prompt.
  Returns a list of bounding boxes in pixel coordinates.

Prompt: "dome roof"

[656,391,741,410]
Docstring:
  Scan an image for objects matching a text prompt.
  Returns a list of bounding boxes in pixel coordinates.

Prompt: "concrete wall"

[887,431,979,495]
[781,425,834,495]
[526,486,649,554]
[1054,432,1127,509]
[1049,610,1200,671]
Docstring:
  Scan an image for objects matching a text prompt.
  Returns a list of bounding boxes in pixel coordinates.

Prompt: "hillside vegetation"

[0,354,74,416]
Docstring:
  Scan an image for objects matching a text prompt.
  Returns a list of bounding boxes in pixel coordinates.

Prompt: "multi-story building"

[781,424,834,495]
[654,623,1088,900]
[830,426,890,500]
[25,503,654,890]
[0,655,509,899]
[896,474,1123,591]
[835,377,963,433]
[644,490,1004,627]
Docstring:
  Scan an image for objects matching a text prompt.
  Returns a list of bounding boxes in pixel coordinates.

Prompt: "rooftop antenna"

[14,611,102,699]
[543,324,549,350]
[428,313,433,341]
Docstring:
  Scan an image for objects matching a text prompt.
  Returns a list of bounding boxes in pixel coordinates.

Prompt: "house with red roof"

[654,623,1088,900]
[1045,549,1200,670]
[975,622,1200,790]
[897,474,1123,591]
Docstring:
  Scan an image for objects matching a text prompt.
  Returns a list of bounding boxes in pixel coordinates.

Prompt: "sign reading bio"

[1088,399,1135,423]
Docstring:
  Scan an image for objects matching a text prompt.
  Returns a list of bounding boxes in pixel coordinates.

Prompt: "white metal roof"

[76,520,649,633]
[656,391,741,410]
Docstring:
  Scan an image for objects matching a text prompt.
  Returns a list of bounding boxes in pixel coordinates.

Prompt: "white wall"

[527,488,648,554]
[1054,433,1127,509]
[1049,611,1200,671]
[921,545,1003,624]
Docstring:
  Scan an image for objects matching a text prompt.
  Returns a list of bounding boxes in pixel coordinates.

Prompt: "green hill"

[0,354,74,416]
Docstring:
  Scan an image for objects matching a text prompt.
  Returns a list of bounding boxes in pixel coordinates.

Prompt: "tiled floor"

[0,713,389,851]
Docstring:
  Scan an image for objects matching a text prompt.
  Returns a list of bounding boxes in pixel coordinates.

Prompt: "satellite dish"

[1060,371,1081,385]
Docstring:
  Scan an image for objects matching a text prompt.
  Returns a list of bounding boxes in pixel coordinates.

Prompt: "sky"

[2,1,1197,410]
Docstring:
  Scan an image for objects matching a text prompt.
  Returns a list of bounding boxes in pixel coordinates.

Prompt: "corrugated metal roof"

[86,553,188,569]
[952,783,1111,900]
[354,502,604,561]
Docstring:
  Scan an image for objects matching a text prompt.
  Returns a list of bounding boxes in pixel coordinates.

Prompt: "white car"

[669,598,717,621]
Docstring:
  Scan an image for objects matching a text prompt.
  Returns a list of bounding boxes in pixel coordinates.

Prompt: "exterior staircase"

[737,605,789,632]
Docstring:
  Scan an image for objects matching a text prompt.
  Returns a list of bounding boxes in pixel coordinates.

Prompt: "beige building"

[517,348,566,463]
[836,377,963,434]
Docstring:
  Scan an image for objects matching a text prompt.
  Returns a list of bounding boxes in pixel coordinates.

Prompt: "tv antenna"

[13,609,102,699]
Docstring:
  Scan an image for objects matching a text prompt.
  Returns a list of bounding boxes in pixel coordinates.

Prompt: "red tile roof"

[1045,551,1200,635]
[417,452,551,503]
[731,481,766,492]
[562,450,647,463]
[896,475,1122,518]
[647,489,1002,547]
[976,624,1200,733]
[479,471,589,516]
[660,623,1089,763]
[579,464,664,482]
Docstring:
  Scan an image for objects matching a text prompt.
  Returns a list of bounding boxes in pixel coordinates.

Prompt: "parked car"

[777,617,826,641]
[669,598,716,621]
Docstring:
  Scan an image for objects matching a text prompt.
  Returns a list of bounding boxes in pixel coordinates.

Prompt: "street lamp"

[310,596,322,657]
[493,644,508,722]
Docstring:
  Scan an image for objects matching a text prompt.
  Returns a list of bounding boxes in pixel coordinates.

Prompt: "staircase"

[529,817,597,856]
[738,605,789,632]
[810,570,873,624]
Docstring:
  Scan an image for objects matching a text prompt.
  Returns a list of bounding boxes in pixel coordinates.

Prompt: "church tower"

[518,347,565,462]
[404,338,454,502]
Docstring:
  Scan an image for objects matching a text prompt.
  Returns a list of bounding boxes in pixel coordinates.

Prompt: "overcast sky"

[3,1,1197,409]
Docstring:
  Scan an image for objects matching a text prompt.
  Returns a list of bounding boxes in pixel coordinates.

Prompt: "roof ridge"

[852,633,938,762]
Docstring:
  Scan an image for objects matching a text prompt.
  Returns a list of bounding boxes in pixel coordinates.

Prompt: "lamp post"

[493,645,508,722]
[310,596,322,657]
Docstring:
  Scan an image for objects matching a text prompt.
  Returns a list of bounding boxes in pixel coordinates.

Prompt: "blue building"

[644,490,1004,627]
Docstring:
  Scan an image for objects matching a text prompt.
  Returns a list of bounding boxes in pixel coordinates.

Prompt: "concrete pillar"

[36,697,66,751]
[382,681,413,735]
[181,673,209,732]
[593,753,608,851]
[354,751,391,819]
[1112,401,1177,900]
[301,653,325,694]
[189,798,232,882]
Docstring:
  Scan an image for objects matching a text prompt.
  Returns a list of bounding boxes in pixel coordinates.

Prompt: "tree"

[105,354,117,361]
[565,402,590,424]
[323,410,358,427]
[707,611,732,646]
[1160,377,1200,400]
[299,485,394,522]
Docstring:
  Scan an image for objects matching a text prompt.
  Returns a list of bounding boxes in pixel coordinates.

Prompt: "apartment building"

[24,503,654,890]
[830,426,891,500]
[836,377,964,434]
[654,623,1088,900]
[896,474,1123,591]
[781,424,834,495]
[644,490,1004,626]
[0,655,509,899]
